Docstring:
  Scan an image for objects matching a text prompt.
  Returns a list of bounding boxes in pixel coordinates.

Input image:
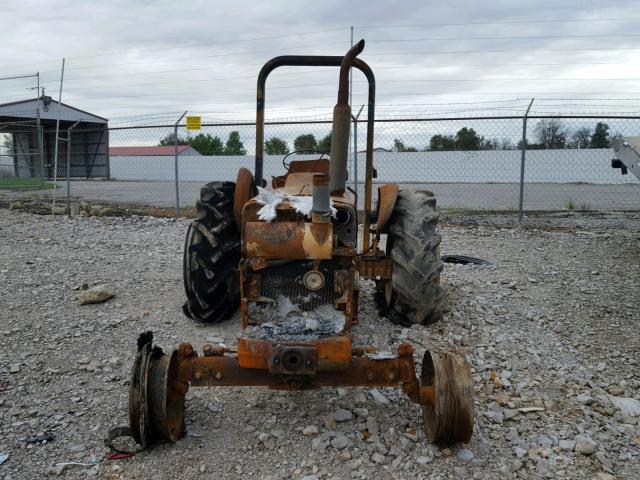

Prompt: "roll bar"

[255,51,376,250]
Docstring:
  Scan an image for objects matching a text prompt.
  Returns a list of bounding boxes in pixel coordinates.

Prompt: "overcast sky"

[2,0,640,129]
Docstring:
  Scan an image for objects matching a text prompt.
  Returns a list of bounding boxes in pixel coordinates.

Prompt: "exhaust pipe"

[329,39,365,194]
[311,173,330,223]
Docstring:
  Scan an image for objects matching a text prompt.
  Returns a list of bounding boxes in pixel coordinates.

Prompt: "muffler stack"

[328,40,365,194]
[311,173,331,223]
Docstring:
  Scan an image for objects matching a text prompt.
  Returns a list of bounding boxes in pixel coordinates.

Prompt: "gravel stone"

[330,436,350,449]
[311,437,329,451]
[333,408,353,422]
[559,440,576,451]
[78,284,115,305]
[0,209,638,479]
[457,449,474,461]
[369,389,390,405]
[302,425,319,436]
[574,435,598,455]
[353,392,367,405]
[366,416,379,435]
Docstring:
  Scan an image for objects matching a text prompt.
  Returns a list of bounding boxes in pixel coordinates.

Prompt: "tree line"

[392,121,618,152]
[158,131,331,156]
[265,133,333,155]
[159,121,619,156]
[159,131,247,155]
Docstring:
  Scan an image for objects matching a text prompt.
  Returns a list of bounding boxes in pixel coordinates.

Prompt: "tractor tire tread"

[376,190,444,326]
[183,182,240,322]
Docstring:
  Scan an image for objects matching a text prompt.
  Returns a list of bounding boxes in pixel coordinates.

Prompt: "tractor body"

[125,40,475,450]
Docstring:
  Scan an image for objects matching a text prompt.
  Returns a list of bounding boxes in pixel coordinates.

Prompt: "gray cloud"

[2,0,640,124]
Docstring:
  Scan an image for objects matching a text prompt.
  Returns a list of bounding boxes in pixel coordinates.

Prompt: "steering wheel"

[282,150,328,172]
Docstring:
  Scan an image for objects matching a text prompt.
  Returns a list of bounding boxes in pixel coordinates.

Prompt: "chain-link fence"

[1,115,639,218]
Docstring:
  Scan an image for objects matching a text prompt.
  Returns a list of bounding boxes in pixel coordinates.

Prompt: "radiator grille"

[260,262,335,311]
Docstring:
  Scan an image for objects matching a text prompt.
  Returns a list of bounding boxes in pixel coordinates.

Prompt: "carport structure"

[0,96,109,179]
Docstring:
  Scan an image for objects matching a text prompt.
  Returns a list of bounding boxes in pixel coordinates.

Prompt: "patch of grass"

[0,177,55,190]
[565,199,576,210]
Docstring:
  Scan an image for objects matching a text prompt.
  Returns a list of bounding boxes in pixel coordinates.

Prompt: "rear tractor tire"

[182,181,241,322]
[376,190,444,326]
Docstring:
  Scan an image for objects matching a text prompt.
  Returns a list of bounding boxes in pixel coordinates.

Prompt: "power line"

[354,18,640,28]
[7,41,349,76]
[44,77,640,102]
[7,16,637,71]
[365,47,640,55]
[69,28,348,60]
[2,28,348,70]
[11,42,640,80]
[379,33,640,42]
[17,61,635,91]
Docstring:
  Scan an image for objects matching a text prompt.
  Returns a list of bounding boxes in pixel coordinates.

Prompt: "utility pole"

[349,26,353,110]
[52,58,65,215]
[348,26,354,188]
[28,74,44,180]
[518,98,534,224]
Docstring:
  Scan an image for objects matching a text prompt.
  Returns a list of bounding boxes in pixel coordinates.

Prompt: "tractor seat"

[272,158,329,189]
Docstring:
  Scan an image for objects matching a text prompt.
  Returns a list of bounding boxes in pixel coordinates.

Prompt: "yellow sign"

[186,116,201,130]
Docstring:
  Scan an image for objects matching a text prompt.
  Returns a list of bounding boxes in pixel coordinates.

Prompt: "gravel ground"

[0,209,639,480]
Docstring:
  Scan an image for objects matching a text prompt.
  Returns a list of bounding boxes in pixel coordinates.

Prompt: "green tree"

[590,122,611,148]
[224,131,246,155]
[265,137,290,155]
[191,133,224,155]
[429,134,455,151]
[317,134,332,154]
[455,127,483,150]
[159,133,188,146]
[392,138,417,152]
[569,127,591,149]
[293,134,317,152]
[534,119,567,149]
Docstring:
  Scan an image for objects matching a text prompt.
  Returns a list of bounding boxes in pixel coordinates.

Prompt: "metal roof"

[0,97,108,123]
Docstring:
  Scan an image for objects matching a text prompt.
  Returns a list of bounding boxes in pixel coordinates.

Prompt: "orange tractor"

[127,40,474,448]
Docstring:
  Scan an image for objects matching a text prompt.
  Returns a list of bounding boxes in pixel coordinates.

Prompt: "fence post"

[518,98,534,224]
[52,58,65,215]
[174,111,187,218]
[66,119,81,215]
[36,108,44,180]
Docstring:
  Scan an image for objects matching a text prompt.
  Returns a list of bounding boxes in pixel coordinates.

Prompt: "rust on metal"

[420,351,475,444]
[202,344,233,357]
[243,221,333,259]
[237,335,353,371]
[418,386,436,407]
[182,345,417,390]
[234,167,257,229]
[129,40,475,450]
[375,184,399,235]
[272,159,330,189]
[147,350,188,443]
[355,255,393,279]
